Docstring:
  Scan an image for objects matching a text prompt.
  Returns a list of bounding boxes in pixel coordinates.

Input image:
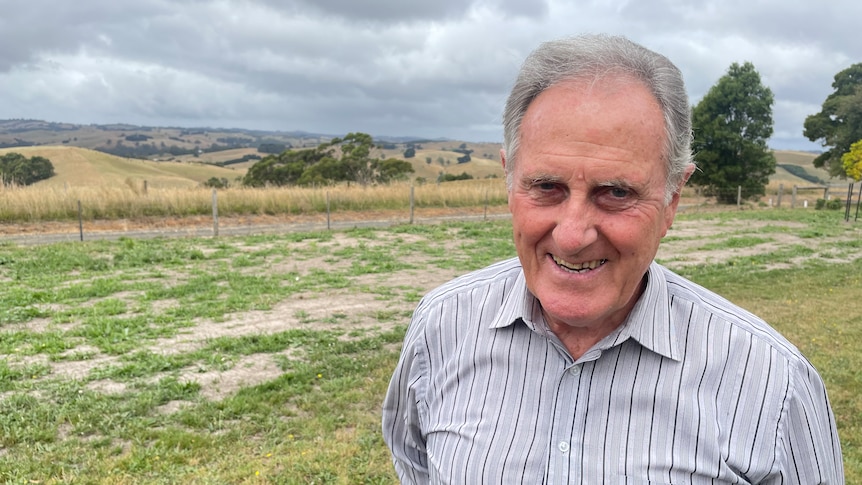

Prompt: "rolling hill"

[0,120,843,190]
[0,124,837,192]
[770,150,834,188]
[0,146,246,189]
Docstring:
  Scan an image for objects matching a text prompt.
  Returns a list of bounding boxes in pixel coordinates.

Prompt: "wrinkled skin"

[504,77,692,359]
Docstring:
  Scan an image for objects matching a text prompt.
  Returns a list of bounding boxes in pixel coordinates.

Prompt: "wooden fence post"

[326,191,331,230]
[737,186,742,208]
[78,200,84,242]
[777,184,783,208]
[410,185,415,224]
[855,183,861,222]
[212,189,219,236]
[484,188,489,221]
[791,185,797,209]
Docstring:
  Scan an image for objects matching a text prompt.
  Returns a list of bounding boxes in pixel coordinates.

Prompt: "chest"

[419,327,785,484]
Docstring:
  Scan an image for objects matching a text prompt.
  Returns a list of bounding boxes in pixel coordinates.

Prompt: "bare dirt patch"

[177,352,284,401]
[657,218,859,268]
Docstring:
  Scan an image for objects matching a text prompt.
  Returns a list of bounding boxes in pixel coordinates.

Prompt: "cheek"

[513,209,551,236]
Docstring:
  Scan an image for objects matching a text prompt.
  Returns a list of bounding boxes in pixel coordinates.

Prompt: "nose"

[552,197,599,253]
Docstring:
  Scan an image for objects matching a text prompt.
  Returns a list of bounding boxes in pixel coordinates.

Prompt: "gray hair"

[502,34,694,203]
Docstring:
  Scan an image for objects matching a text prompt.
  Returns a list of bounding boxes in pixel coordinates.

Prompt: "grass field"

[0,178,510,224]
[0,208,860,483]
[0,146,245,190]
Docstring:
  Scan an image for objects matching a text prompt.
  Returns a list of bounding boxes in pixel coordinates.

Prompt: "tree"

[242,132,414,187]
[690,62,776,203]
[258,143,288,154]
[328,132,376,186]
[242,147,329,187]
[804,63,862,177]
[842,139,862,181]
[202,177,230,189]
[403,146,416,158]
[0,152,55,185]
[377,158,414,182]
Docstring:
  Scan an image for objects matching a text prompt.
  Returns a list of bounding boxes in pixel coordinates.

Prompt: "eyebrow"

[521,173,563,186]
[596,178,635,189]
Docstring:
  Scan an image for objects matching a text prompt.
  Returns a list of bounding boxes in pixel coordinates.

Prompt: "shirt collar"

[488,261,681,362]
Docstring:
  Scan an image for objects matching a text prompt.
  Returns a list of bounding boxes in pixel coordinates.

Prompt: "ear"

[662,163,696,235]
[681,163,695,186]
[500,149,507,172]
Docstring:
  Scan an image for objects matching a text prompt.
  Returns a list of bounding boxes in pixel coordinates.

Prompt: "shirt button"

[558,441,570,453]
[569,366,581,376]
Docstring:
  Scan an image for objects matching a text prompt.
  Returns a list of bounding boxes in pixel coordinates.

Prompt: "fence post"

[484,188,489,221]
[855,183,861,222]
[326,191,331,230]
[791,185,797,209]
[824,186,829,200]
[78,200,84,241]
[212,189,219,236]
[737,186,742,208]
[143,180,148,196]
[777,184,783,208]
[846,183,854,222]
[409,185,415,224]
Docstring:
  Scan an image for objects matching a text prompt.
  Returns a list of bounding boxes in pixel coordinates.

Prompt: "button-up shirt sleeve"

[383,310,431,484]
[771,357,844,484]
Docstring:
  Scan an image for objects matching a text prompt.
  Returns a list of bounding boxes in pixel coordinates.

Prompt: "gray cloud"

[0,0,858,149]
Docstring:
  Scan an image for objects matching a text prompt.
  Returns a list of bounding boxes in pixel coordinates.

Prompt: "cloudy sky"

[0,0,859,150]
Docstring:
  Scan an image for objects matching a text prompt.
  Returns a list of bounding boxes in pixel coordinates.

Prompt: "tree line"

[690,60,862,203]
[242,132,413,187]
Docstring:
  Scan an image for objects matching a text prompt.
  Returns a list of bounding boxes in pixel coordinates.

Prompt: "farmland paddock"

[0,210,860,482]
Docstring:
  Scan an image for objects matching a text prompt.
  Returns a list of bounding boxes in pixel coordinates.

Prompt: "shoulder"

[658,264,812,370]
[414,257,523,314]
[402,257,523,344]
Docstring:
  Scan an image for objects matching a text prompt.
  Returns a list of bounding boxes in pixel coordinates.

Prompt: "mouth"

[551,255,607,273]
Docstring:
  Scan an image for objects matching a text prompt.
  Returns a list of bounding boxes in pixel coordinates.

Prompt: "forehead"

[516,77,667,176]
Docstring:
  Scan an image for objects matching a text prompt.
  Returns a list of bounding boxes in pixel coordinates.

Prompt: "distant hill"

[0,119,843,190]
[0,146,245,189]
[0,119,336,162]
[770,151,836,189]
[0,119,507,185]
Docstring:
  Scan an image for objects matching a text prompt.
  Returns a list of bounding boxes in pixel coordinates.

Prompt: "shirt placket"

[546,361,584,484]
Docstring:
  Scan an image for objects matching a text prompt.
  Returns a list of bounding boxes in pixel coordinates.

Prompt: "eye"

[523,179,567,204]
[595,185,638,210]
[609,187,630,198]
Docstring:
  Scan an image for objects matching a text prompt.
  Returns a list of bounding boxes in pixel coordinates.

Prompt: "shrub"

[202,177,230,189]
[816,198,844,210]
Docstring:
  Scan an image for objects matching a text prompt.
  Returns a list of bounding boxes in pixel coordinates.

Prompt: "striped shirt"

[382,258,843,484]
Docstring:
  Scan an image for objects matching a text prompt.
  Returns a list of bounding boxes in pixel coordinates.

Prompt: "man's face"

[506,78,684,335]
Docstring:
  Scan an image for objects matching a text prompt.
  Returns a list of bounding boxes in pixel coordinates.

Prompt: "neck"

[544,275,647,361]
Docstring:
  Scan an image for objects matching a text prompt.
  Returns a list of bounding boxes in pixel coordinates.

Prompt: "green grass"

[0,210,860,483]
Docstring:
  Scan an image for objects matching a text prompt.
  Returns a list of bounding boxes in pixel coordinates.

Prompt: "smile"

[552,255,607,273]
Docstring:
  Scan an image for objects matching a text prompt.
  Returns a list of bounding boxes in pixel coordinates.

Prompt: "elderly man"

[382,35,843,484]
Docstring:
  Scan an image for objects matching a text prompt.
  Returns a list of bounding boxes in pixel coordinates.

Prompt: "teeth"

[552,255,607,272]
